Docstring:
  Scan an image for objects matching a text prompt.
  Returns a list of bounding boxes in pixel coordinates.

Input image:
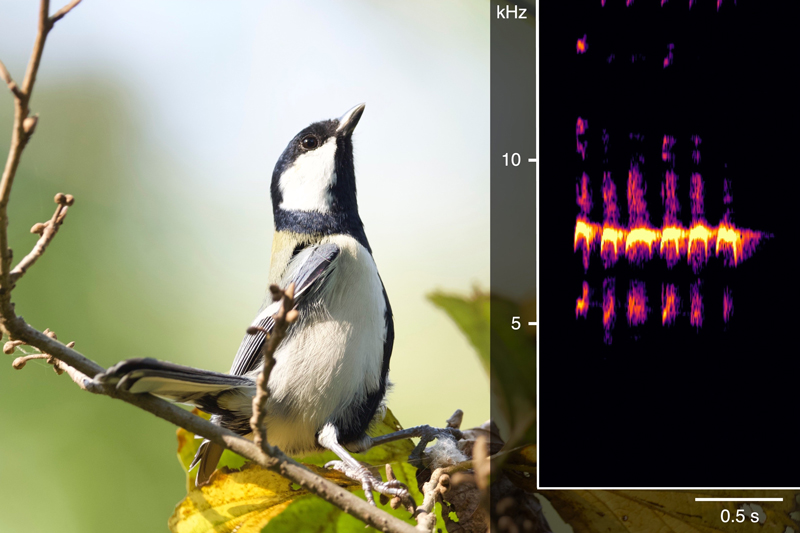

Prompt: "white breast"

[261,234,387,453]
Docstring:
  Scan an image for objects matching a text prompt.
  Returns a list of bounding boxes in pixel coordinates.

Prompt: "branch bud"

[438,473,450,493]
[247,325,270,336]
[446,409,464,429]
[30,222,47,235]
[54,193,67,205]
[4,341,19,354]
[64,194,75,206]
[23,115,38,135]
[269,284,282,302]
[12,357,27,369]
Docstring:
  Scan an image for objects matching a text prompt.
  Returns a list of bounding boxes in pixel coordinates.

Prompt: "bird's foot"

[325,460,409,507]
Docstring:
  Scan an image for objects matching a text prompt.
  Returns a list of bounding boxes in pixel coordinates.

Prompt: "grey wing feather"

[227,242,340,377]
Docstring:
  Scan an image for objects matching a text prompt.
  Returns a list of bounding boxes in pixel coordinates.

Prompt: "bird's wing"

[228,242,341,376]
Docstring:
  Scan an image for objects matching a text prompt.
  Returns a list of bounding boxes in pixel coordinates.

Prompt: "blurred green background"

[0,1,488,531]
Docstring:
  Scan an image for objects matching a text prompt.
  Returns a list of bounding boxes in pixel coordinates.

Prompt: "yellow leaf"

[169,462,357,533]
[169,408,422,532]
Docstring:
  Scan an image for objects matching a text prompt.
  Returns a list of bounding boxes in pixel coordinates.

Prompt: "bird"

[98,104,407,503]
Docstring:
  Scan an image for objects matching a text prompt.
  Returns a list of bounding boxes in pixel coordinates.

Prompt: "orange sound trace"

[690,280,703,329]
[574,173,598,271]
[723,286,733,323]
[573,154,767,271]
[662,135,676,163]
[625,163,658,265]
[576,117,588,159]
[603,278,616,344]
[578,280,741,340]
[716,179,763,266]
[572,131,768,343]
[661,283,679,326]
[663,44,674,69]
[691,134,702,164]
[687,172,710,272]
[627,280,648,326]
[576,281,590,319]
[577,34,588,54]
[601,172,625,268]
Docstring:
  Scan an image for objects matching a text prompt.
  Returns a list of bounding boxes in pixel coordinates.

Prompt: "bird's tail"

[190,439,225,487]
[98,357,255,404]
[97,357,255,486]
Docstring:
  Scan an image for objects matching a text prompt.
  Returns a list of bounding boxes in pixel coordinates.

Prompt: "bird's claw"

[325,460,409,506]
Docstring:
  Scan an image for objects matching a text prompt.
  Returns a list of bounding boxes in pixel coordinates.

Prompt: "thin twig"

[410,412,474,531]
[50,0,82,24]
[12,353,49,369]
[20,0,52,101]
[10,333,96,391]
[248,283,297,451]
[10,193,73,282]
[414,467,449,532]
[0,60,24,100]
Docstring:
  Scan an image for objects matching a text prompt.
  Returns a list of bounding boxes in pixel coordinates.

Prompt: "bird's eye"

[301,135,319,150]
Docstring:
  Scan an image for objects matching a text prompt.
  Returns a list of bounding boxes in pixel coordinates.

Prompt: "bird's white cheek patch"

[279,137,338,213]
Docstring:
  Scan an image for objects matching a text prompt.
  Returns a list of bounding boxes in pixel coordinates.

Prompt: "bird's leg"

[361,425,463,451]
[354,410,465,452]
[318,423,410,506]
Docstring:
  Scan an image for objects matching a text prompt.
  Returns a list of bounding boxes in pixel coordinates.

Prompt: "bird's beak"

[336,103,365,135]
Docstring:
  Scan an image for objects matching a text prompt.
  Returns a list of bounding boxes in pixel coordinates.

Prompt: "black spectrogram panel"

[539,1,799,488]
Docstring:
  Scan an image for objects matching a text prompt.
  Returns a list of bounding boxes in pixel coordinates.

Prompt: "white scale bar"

[694,498,783,502]
[528,158,537,163]
[528,321,537,326]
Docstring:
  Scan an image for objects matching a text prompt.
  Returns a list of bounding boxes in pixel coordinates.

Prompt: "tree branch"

[6,310,420,533]
[0,3,421,532]
[0,0,66,312]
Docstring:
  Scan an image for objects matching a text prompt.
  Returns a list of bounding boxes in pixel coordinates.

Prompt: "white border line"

[695,498,783,502]
[531,1,799,492]
[535,0,541,492]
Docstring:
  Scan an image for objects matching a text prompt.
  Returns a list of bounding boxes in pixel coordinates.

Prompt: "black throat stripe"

[273,208,371,253]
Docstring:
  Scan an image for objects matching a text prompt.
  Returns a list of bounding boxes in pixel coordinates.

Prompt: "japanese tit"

[100,104,395,493]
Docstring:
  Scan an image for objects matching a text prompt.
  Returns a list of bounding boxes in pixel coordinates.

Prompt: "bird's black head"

[271,104,365,222]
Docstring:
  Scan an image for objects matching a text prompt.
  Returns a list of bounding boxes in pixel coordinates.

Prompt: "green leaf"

[428,289,536,446]
[428,289,490,373]
[260,496,340,533]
